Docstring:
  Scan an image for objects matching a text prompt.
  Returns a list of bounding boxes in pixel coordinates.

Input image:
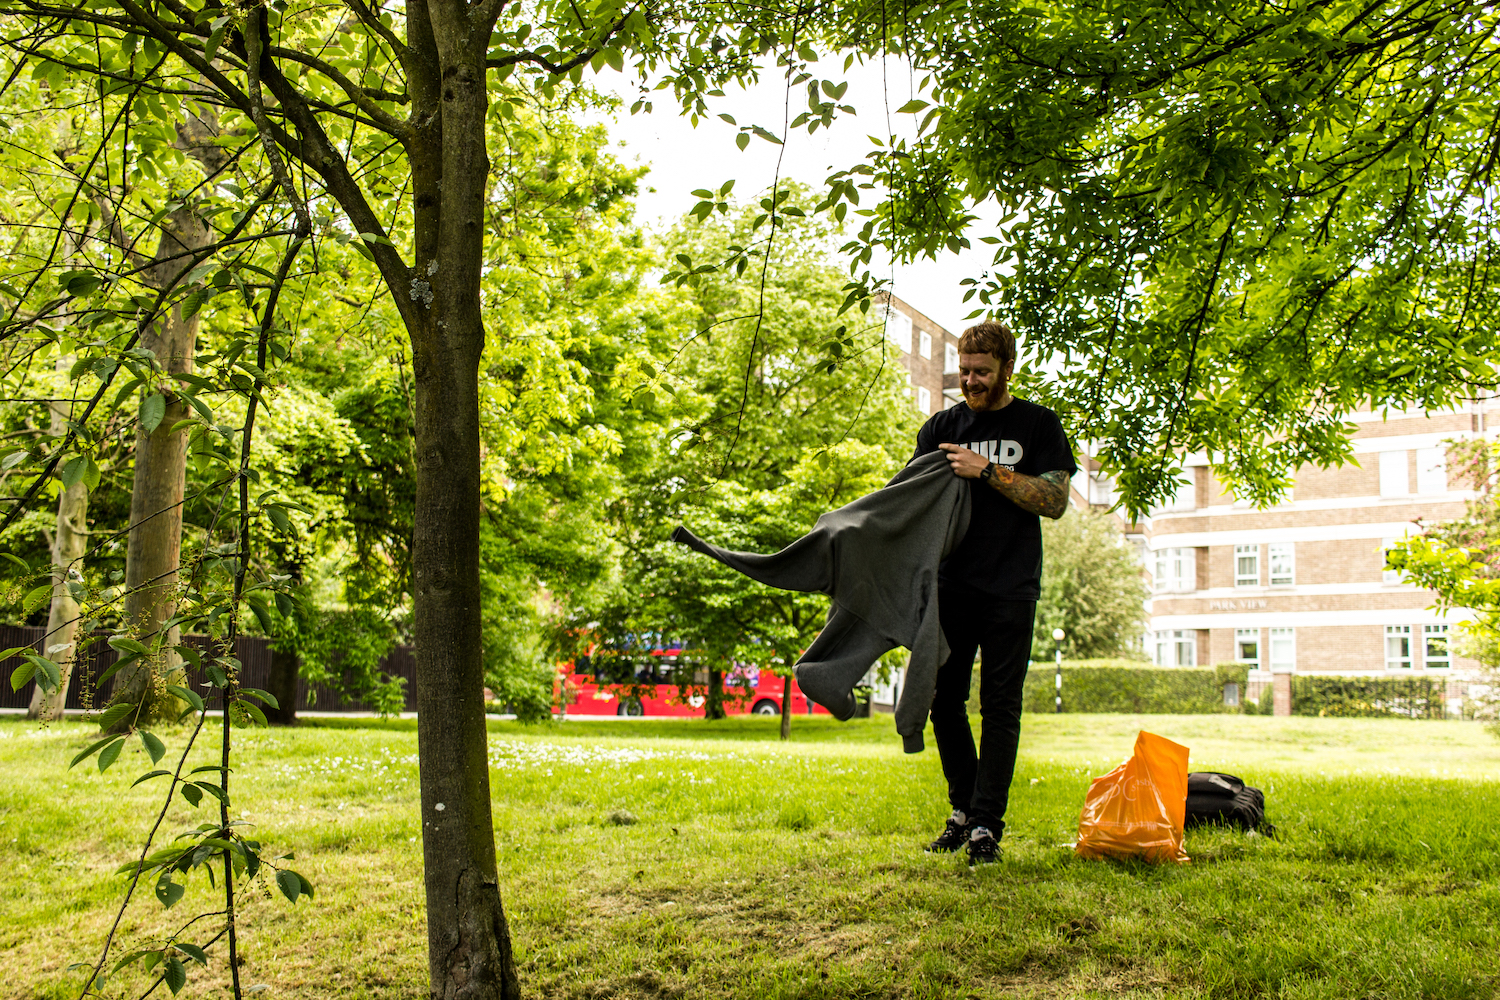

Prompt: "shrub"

[1291,676,1448,718]
[1022,659,1235,714]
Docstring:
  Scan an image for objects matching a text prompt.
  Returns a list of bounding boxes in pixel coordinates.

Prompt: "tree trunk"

[107,207,210,728]
[27,359,89,721]
[779,670,792,740]
[265,644,299,725]
[407,16,517,1000]
[705,667,726,720]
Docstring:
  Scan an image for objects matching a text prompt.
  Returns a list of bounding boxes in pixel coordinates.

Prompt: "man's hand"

[938,443,1070,519]
[938,443,989,478]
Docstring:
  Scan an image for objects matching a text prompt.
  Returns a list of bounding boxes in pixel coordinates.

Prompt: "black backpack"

[1185,772,1274,835]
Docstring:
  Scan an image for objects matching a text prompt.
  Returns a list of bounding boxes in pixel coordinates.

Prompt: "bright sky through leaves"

[595,55,1003,339]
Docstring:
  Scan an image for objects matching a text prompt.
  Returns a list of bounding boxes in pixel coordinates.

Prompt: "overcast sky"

[589,56,1001,338]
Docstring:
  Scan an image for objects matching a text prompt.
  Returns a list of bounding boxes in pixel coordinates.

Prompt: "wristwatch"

[980,462,996,483]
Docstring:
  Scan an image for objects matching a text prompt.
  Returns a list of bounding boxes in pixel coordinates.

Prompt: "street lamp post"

[1052,627,1066,713]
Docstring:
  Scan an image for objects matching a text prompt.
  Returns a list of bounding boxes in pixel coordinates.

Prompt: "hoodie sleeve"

[893,567,950,753]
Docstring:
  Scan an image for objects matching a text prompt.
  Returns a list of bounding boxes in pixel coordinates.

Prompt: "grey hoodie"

[670,450,971,752]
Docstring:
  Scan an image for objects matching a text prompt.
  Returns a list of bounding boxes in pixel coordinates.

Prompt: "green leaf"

[163,955,187,993]
[238,687,279,709]
[194,780,229,806]
[97,736,127,772]
[166,683,204,713]
[140,394,167,434]
[233,699,269,727]
[180,783,203,807]
[110,949,156,974]
[138,730,166,764]
[173,943,208,966]
[22,584,51,615]
[27,654,60,693]
[0,554,29,573]
[9,661,35,691]
[108,635,149,656]
[96,702,137,730]
[896,99,930,113]
[736,132,750,151]
[276,869,302,903]
[70,734,123,768]
[247,596,274,634]
[130,769,173,787]
[60,455,88,491]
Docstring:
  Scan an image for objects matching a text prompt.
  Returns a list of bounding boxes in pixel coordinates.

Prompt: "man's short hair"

[957,321,1016,364]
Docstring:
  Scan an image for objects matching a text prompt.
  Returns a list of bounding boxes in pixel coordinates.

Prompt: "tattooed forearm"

[989,468,1071,519]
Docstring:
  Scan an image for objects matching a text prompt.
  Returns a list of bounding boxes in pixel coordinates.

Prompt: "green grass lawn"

[1,712,1497,999]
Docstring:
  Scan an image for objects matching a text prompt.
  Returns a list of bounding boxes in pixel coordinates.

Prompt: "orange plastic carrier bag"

[1074,730,1191,865]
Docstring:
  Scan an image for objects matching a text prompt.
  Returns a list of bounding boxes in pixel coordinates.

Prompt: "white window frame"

[944,342,959,374]
[1385,625,1413,670]
[1416,446,1447,495]
[1234,544,1260,588]
[1423,624,1451,669]
[1379,450,1410,497]
[1269,628,1296,673]
[884,307,913,354]
[1153,547,1195,593]
[1154,630,1197,667]
[918,330,932,359]
[1174,630,1197,668]
[1268,542,1295,586]
[1235,628,1261,671]
[1382,537,1408,585]
[916,385,931,416]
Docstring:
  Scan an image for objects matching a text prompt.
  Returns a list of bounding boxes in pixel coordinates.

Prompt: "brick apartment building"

[1107,403,1489,701]
[877,292,964,417]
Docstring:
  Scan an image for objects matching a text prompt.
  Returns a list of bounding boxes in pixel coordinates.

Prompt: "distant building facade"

[1077,403,1489,703]
[877,292,963,417]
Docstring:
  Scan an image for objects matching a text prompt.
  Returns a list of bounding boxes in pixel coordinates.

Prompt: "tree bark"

[27,359,89,721]
[265,644,299,725]
[107,207,210,727]
[407,9,517,999]
[779,670,793,740]
[705,667,726,720]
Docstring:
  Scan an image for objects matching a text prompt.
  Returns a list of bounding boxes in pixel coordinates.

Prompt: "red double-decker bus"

[553,640,830,718]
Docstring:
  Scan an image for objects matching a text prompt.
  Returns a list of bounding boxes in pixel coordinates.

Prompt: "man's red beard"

[965,382,1005,409]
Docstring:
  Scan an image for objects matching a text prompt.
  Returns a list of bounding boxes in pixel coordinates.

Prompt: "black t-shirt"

[912,398,1077,600]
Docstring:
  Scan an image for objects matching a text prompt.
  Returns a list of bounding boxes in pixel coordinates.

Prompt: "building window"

[1379,450,1410,497]
[1153,547,1195,593]
[1235,629,1261,670]
[1381,537,1407,585]
[1234,544,1260,587]
[916,386,931,415]
[944,342,959,374]
[884,307,913,353]
[1423,625,1451,669]
[919,330,932,359]
[1416,446,1447,494]
[1385,625,1413,669]
[1269,543,1295,586]
[1269,628,1296,672]
[1154,630,1197,667]
[1168,470,1196,511]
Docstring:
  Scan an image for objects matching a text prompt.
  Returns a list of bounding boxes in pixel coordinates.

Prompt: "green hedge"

[1291,676,1448,718]
[1022,660,1239,714]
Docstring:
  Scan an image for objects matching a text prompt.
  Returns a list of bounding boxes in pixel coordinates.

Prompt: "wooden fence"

[0,624,416,714]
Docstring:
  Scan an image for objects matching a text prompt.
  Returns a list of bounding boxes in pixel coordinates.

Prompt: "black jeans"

[929,586,1036,838]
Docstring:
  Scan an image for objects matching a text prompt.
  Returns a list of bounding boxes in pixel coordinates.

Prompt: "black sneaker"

[966,826,1000,866]
[926,810,971,853]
